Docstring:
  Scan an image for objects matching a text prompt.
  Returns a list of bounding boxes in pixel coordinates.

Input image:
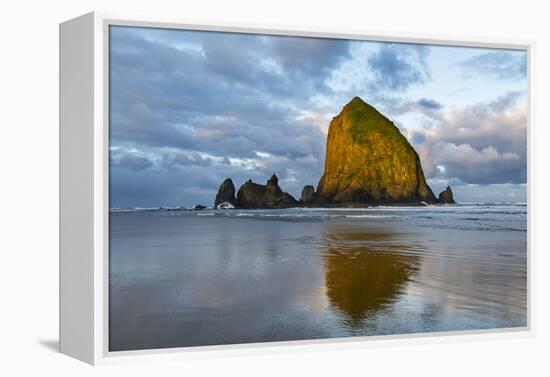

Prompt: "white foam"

[216,201,235,209]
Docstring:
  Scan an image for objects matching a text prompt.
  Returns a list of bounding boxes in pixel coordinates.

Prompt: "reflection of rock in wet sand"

[323,229,420,327]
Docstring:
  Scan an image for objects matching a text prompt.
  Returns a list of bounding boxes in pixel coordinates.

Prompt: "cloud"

[429,143,523,184]
[418,98,443,110]
[108,26,527,206]
[368,43,431,91]
[108,26,349,207]
[109,27,343,156]
[435,144,520,165]
[376,96,444,122]
[460,51,527,81]
[269,36,351,87]
[411,131,427,144]
[110,150,154,172]
[407,92,527,185]
[427,92,527,153]
[162,151,215,168]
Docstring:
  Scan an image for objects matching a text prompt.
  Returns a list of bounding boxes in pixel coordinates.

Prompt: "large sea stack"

[236,175,298,209]
[317,97,437,205]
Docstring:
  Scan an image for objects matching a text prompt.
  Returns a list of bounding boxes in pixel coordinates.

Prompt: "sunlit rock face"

[317,97,437,205]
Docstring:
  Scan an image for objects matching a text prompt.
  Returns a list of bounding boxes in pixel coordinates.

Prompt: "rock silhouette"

[300,185,316,203]
[214,178,237,208]
[236,175,298,209]
[438,186,456,204]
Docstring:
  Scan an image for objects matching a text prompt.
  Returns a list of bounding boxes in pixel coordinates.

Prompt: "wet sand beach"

[109,205,527,351]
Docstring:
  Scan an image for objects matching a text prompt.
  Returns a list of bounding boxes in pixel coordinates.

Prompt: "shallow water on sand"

[109,205,527,351]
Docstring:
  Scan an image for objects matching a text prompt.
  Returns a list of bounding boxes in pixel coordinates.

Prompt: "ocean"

[108,204,527,351]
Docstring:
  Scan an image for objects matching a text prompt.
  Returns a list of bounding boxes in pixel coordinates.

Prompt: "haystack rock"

[300,185,316,203]
[214,178,237,208]
[317,97,437,205]
[438,186,455,204]
[236,175,298,209]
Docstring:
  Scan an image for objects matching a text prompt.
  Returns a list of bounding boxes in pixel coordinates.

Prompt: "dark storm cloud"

[110,150,154,172]
[460,51,527,81]
[368,44,431,91]
[418,98,443,110]
[270,35,351,88]
[488,91,523,112]
[378,96,444,121]
[162,151,215,168]
[109,26,351,206]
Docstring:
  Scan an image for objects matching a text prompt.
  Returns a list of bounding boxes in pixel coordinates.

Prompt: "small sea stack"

[214,178,237,208]
[236,175,298,209]
[438,186,456,204]
[300,185,317,204]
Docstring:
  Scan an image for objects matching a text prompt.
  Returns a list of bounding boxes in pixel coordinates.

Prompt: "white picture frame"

[59,11,536,365]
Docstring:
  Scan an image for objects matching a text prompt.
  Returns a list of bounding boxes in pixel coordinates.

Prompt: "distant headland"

[214,97,455,209]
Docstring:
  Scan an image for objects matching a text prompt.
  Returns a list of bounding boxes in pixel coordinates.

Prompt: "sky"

[109,26,528,208]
